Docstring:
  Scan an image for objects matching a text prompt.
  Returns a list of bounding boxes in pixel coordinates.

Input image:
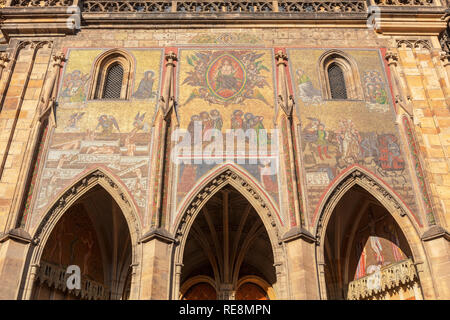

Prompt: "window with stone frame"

[89,49,133,100]
[327,63,348,99]
[319,50,364,100]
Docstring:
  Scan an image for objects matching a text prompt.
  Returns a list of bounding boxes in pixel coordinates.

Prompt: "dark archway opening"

[180,185,276,300]
[32,185,132,300]
[324,185,422,300]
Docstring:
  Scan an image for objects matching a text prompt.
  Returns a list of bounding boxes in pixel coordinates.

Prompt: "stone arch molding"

[173,166,283,253]
[20,168,143,299]
[313,166,434,299]
[314,167,419,246]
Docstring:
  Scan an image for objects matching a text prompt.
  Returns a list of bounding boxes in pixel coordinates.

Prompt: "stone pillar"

[274,50,303,227]
[173,263,183,299]
[282,228,319,299]
[139,229,174,299]
[148,51,178,229]
[421,226,450,299]
[217,283,234,300]
[0,229,31,299]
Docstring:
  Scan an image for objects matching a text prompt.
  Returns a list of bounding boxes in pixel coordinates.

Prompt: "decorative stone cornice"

[347,258,419,300]
[35,261,107,300]
[370,6,446,35]
[10,0,74,6]
[1,0,447,33]
[0,6,79,39]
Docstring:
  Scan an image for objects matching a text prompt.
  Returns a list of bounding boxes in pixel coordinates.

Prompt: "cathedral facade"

[0,0,449,300]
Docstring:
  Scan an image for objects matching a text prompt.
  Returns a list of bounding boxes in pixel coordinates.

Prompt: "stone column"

[148,51,178,229]
[274,50,302,227]
[140,52,178,300]
[274,50,319,299]
[217,283,234,300]
[173,263,183,299]
[139,230,174,299]
[0,230,32,299]
[282,231,319,299]
[421,226,450,299]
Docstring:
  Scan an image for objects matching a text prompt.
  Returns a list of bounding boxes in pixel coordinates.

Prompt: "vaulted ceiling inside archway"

[323,185,413,299]
[40,185,132,298]
[181,184,276,289]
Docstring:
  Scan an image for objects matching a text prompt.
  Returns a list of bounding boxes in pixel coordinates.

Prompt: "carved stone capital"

[440,51,450,67]
[275,50,288,66]
[52,52,66,68]
[385,50,399,67]
[0,52,10,68]
[165,51,177,66]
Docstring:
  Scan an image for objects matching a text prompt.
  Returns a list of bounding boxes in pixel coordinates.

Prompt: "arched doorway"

[322,184,423,300]
[178,184,277,300]
[31,184,133,300]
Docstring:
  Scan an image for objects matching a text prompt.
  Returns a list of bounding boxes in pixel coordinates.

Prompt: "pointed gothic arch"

[172,164,287,300]
[314,166,435,300]
[19,168,142,300]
